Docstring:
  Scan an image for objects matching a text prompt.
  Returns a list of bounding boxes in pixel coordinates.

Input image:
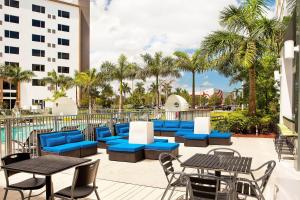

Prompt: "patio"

[1,137,299,200]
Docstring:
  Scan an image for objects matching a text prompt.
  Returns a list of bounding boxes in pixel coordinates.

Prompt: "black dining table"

[1,155,91,200]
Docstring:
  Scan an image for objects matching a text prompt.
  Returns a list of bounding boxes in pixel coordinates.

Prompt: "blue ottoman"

[154,138,168,143]
[97,136,125,149]
[108,143,145,163]
[184,134,209,147]
[144,142,180,159]
[209,132,232,145]
[175,130,194,143]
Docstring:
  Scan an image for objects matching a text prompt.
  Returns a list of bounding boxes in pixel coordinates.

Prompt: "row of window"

[4,15,70,32]
[5,62,69,74]
[4,46,70,59]
[5,0,70,19]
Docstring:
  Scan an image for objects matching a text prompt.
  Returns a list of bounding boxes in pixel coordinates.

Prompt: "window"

[32,79,45,86]
[58,66,69,74]
[4,30,19,39]
[32,4,45,13]
[4,0,19,8]
[32,64,45,71]
[32,99,44,105]
[32,34,45,42]
[32,19,45,28]
[58,24,69,32]
[4,14,19,23]
[5,46,19,54]
[58,10,70,18]
[32,49,45,57]
[5,61,19,67]
[58,52,69,60]
[58,38,69,46]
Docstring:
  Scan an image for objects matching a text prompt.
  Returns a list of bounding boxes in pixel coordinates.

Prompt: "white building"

[0,0,90,109]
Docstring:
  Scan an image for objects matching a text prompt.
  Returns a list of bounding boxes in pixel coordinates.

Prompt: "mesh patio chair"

[184,174,233,200]
[159,153,186,200]
[52,159,101,200]
[274,135,295,161]
[1,153,46,200]
[236,160,276,200]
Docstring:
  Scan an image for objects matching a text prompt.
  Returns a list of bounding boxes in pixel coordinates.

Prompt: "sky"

[89,0,276,93]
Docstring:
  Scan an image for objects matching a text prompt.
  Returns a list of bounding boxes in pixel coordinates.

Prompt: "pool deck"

[0,137,300,200]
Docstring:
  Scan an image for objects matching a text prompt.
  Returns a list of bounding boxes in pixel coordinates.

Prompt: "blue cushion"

[97,130,112,139]
[67,134,84,143]
[164,120,180,128]
[154,138,168,143]
[65,130,82,136]
[106,139,129,146]
[180,121,194,129]
[97,136,124,142]
[175,130,194,136]
[145,142,179,151]
[119,127,129,133]
[76,141,98,148]
[39,132,64,147]
[209,133,231,139]
[115,123,129,134]
[160,127,180,132]
[118,133,129,137]
[43,143,80,153]
[153,120,164,128]
[211,130,221,134]
[108,143,145,152]
[184,134,208,140]
[46,136,66,147]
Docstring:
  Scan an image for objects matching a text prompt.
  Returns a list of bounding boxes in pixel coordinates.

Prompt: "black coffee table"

[2,155,91,200]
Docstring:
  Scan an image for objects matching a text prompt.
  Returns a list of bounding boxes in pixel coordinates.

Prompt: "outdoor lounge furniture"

[129,121,154,144]
[108,143,145,163]
[153,120,194,137]
[38,130,98,157]
[53,159,100,200]
[1,153,46,200]
[159,153,186,200]
[144,142,179,159]
[236,160,276,200]
[194,117,211,134]
[184,134,209,147]
[275,124,297,161]
[175,129,194,143]
[106,138,168,146]
[208,131,232,145]
[114,123,130,137]
[95,126,124,148]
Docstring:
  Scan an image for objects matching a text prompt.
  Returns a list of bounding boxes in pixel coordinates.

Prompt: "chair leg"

[28,190,32,200]
[17,190,25,200]
[95,189,101,200]
[161,183,171,200]
[3,189,8,200]
[167,186,176,200]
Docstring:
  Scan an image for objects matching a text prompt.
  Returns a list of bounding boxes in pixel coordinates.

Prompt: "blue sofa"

[108,143,145,163]
[144,142,179,159]
[38,130,98,157]
[208,131,232,145]
[184,134,209,147]
[114,123,130,137]
[95,126,125,148]
[153,120,194,137]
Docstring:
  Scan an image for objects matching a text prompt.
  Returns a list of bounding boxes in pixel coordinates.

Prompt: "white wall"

[0,0,80,108]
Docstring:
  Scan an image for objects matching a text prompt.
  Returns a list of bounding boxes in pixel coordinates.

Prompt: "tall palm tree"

[43,70,73,92]
[200,0,281,115]
[74,68,104,114]
[121,82,131,99]
[141,52,181,107]
[1,64,35,108]
[127,63,142,91]
[161,80,173,100]
[101,54,135,111]
[174,50,206,109]
[135,82,145,94]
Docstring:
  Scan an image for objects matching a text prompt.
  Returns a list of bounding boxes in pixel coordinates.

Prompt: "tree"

[161,80,173,101]
[174,88,191,104]
[135,82,145,94]
[121,82,131,99]
[197,95,208,107]
[0,64,35,108]
[74,68,104,114]
[141,52,181,107]
[200,0,283,115]
[101,54,135,111]
[208,94,222,107]
[174,50,206,109]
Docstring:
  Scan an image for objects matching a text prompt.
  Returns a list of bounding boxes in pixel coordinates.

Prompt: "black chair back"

[159,153,180,182]
[73,159,100,187]
[207,148,241,158]
[257,160,276,193]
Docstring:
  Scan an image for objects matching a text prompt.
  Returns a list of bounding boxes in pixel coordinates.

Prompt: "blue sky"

[90,0,275,93]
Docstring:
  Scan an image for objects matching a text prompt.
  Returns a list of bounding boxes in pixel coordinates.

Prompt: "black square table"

[1,155,91,200]
[181,153,252,174]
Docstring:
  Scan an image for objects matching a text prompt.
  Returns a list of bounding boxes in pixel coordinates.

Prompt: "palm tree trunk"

[248,67,256,115]
[156,76,159,108]
[16,81,20,108]
[192,71,196,109]
[88,88,92,114]
[119,80,123,111]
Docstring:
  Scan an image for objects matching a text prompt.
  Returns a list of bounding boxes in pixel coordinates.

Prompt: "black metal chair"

[236,160,276,200]
[184,174,233,200]
[274,135,295,161]
[52,159,101,200]
[158,153,186,200]
[1,153,46,200]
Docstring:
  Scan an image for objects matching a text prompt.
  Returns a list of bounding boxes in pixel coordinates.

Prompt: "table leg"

[46,176,53,200]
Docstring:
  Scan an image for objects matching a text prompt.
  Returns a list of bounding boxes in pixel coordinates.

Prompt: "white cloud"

[90,0,237,67]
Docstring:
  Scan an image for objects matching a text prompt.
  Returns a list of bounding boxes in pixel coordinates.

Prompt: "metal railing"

[0,109,210,160]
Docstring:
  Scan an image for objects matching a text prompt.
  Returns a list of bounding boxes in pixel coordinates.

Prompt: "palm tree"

[43,70,73,92]
[127,63,143,90]
[101,54,135,111]
[200,0,281,115]
[174,50,206,109]
[1,64,35,108]
[161,80,173,100]
[121,82,131,99]
[74,68,104,114]
[141,52,181,107]
[135,82,145,94]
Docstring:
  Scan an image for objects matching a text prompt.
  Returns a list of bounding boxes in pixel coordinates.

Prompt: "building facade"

[0,0,90,109]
